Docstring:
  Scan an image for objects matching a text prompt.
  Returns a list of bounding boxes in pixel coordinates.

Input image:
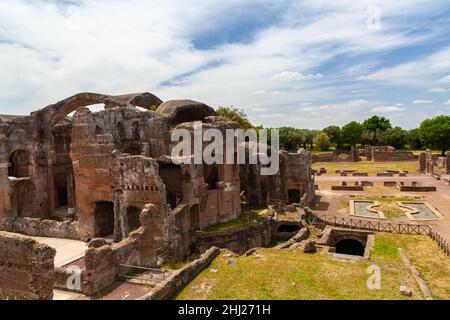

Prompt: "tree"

[217,106,253,130]
[419,115,450,155]
[382,127,408,149]
[362,115,392,145]
[341,121,363,147]
[323,125,341,148]
[362,115,392,132]
[407,128,422,150]
[301,129,316,149]
[314,132,331,151]
[278,127,305,151]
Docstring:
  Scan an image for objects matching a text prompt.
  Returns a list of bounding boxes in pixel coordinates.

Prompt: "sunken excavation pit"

[0,91,316,299]
[318,227,374,259]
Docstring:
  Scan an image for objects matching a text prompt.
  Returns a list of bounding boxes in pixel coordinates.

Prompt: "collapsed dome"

[156,100,217,127]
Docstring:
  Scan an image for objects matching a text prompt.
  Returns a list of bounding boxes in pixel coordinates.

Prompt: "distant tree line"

[216,107,450,155]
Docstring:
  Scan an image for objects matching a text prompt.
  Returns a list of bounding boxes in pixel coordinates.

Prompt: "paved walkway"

[30,236,87,267]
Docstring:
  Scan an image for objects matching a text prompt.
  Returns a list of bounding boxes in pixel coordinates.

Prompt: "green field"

[176,233,450,300]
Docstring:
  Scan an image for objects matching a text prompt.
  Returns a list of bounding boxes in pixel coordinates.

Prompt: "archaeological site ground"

[2,3,450,313]
[1,92,450,302]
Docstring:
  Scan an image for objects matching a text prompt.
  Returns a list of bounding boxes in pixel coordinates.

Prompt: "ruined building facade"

[0,92,315,264]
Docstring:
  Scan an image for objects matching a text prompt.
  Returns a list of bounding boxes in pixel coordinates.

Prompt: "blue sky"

[0,0,450,129]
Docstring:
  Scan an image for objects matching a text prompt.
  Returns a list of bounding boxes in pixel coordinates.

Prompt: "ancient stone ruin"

[0,92,315,299]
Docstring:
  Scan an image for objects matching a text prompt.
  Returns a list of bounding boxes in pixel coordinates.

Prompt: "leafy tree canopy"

[217,106,254,131]
[314,132,331,151]
[341,121,363,147]
[419,115,450,155]
[362,115,392,133]
[278,127,305,151]
[323,125,342,147]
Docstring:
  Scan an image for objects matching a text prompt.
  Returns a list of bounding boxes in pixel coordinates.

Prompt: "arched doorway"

[8,150,31,177]
[335,239,365,256]
[204,165,219,190]
[93,201,115,237]
[12,180,36,217]
[288,189,300,203]
[127,206,141,233]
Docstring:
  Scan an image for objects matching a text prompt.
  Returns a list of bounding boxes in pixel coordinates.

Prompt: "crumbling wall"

[365,146,415,162]
[0,217,79,240]
[194,221,272,254]
[312,147,359,163]
[240,149,315,207]
[419,151,437,174]
[82,204,160,296]
[0,231,55,300]
[140,246,220,300]
[372,151,416,162]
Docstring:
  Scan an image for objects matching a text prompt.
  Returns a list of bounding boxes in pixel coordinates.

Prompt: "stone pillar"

[426,152,434,175]
[446,152,450,174]
[66,166,75,215]
[0,134,11,217]
[418,152,426,173]
[46,151,56,217]
[350,146,359,162]
[114,190,125,242]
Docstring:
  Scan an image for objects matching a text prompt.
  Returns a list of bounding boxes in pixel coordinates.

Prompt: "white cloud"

[359,46,450,87]
[444,100,450,105]
[0,0,449,129]
[413,99,433,104]
[272,71,323,82]
[440,75,450,83]
[429,87,449,93]
[371,105,406,113]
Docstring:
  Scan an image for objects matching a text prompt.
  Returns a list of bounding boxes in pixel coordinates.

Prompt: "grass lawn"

[176,233,450,300]
[197,207,268,233]
[312,161,418,176]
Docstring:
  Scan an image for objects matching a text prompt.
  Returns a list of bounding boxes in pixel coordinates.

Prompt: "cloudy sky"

[1,0,450,129]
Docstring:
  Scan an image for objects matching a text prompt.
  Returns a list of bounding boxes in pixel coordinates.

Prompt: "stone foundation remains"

[0,231,56,300]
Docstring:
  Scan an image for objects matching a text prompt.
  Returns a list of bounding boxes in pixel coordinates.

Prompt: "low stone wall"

[312,152,335,163]
[194,221,272,254]
[0,217,80,240]
[353,172,368,176]
[398,185,436,192]
[140,246,220,300]
[331,186,364,191]
[372,151,416,162]
[377,172,394,177]
[0,231,56,300]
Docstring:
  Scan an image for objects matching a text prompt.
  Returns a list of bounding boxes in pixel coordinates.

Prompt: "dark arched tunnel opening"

[335,239,365,256]
[277,224,300,233]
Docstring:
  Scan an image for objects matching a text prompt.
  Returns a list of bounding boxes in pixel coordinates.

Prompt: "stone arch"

[38,92,163,127]
[11,180,37,217]
[8,149,32,177]
[335,239,365,256]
